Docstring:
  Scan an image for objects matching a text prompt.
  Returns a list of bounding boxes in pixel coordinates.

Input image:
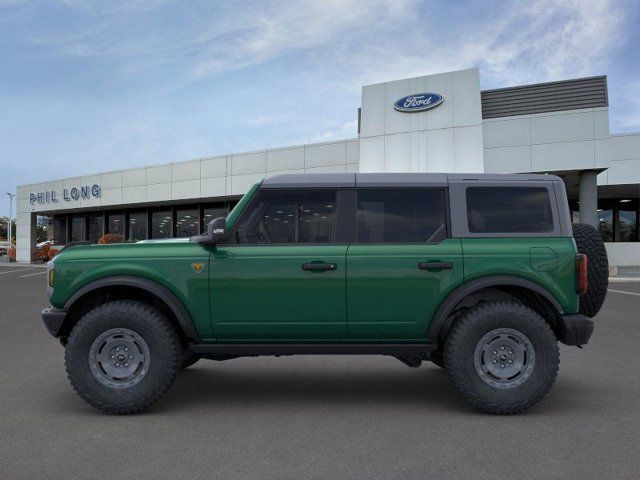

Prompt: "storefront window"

[128,211,147,241]
[151,210,172,239]
[36,216,53,243]
[53,217,67,245]
[619,204,638,242]
[202,206,229,232]
[70,215,85,242]
[106,212,125,242]
[88,213,104,243]
[176,207,199,237]
[597,209,613,242]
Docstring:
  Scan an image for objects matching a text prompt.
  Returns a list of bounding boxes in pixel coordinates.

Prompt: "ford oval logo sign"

[393,93,443,112]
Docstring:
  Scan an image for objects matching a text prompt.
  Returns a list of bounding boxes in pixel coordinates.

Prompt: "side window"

[235,190,337,244]
[356,189,447,243]
[466,187,554,233]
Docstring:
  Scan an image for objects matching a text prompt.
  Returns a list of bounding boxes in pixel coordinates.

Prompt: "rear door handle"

[302,263,337,272]
[418,261,453,271]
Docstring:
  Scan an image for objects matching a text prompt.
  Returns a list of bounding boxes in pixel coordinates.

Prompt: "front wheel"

[65,300,181,414]
[443,301,559,414]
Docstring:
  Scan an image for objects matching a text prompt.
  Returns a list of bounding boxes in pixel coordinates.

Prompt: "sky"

[1,0,639,216]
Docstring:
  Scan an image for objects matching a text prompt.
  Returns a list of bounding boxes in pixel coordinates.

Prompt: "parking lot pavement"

[1,269,639,480]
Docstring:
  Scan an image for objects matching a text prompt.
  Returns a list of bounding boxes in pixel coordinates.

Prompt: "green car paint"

[225,181,261,230]
[461,238,579,314]
[50,240,214,338]
[210,244,348,340]
[48,180,581,343]
[346,239,464,339]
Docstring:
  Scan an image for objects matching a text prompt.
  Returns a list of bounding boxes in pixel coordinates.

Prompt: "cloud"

[0,0,638,217]
[306,120,358,144]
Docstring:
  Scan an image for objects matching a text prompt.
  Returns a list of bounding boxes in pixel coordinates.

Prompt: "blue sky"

[1,0,639,216]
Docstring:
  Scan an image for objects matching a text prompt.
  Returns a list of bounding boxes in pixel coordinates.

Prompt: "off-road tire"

[430,350,444,368]
[180,349,200,370]
[65,300,181,414]
[444,300,560,414]
[572,223,609,318]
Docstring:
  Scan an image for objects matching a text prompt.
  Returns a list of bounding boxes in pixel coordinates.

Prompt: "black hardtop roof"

[261,172,562,188]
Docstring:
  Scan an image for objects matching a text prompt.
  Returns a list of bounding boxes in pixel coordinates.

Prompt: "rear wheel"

[65,300,181,414]
[444,300,559,414]
[572,223,609,318]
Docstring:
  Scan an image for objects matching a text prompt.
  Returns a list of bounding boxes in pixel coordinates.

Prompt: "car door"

[210,188,348,340]
[346,188,463,339]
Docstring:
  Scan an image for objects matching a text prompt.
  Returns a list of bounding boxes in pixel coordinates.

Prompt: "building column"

[15,212,34,263]
[578,170,598,227]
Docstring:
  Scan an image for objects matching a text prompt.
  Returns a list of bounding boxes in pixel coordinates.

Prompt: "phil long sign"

[30,184,101,204]
[393,93,443,112]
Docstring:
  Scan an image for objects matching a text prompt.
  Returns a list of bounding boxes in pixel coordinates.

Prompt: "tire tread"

[65,300,181,415]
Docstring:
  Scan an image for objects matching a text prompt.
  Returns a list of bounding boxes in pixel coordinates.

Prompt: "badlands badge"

[191,262,205,273]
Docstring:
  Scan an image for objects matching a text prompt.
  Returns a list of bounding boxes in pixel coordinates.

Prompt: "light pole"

[6,192,15,244]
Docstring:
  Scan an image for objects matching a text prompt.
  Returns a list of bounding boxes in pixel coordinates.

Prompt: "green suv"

[41,173,608,414]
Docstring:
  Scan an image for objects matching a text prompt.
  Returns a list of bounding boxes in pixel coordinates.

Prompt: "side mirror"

[192,216,227,246]
[208,216,227,244]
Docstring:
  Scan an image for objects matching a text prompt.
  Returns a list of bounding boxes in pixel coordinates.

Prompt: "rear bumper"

[557,314,594,346]
[41,307,68,338]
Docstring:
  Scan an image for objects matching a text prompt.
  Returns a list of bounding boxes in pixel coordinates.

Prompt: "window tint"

[356,189,446,243]
[151,210,172,239]
[88,213,104,243]
[70,215,85,242]
[235,190,336,244]
[466,187,554,233]
[107,212,125,239]
[128,211,147,241]
[176,207,199,237]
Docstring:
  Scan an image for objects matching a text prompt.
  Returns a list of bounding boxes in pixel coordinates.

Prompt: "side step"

[190,343,436,357]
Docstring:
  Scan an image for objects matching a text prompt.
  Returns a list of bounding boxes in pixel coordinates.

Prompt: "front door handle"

[418,261,453,271]
[302,263,337,272]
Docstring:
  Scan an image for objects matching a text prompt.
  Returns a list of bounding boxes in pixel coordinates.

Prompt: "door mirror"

[207,216,227,244]
[192,216,227,246]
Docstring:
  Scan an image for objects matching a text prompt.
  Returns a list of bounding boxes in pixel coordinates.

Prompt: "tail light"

[575,254,588,295]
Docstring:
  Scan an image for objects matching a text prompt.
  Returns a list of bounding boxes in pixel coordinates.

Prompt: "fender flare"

[426,275,564,340]
[63,275,199,340]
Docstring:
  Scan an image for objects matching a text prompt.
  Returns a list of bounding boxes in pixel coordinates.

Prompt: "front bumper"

[557,314,594,346]
[41,307,68,338]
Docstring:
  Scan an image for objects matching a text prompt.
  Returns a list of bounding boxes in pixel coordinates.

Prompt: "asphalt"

[1,263,639,480]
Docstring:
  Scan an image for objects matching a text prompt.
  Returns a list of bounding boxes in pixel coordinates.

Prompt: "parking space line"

[608,289,640,297]
[20,271,47,278]
[0,268,35,275]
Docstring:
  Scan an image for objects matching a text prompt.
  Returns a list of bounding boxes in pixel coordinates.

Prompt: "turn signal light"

[575,254,588,295]
[48,269,55,288]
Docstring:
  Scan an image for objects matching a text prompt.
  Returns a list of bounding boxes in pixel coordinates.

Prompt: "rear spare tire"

[573,223,608,317]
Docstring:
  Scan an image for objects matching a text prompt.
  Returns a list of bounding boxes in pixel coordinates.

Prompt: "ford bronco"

[41,173,608,414]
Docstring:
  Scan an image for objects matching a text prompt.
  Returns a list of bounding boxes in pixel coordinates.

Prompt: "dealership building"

[15,68,640,266]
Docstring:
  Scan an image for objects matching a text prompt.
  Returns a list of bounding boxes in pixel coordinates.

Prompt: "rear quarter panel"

[462,238,579,314]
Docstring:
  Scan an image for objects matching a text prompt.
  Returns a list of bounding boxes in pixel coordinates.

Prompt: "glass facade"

[88,212,104,244]
[176,208,199,238]
[70,215,85,242]
[151,210,172,239]
[569,198,639,242]
[49,201,235,248]
[128,211,147,241]
[202,207,229,232]
[53,217,67,244]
